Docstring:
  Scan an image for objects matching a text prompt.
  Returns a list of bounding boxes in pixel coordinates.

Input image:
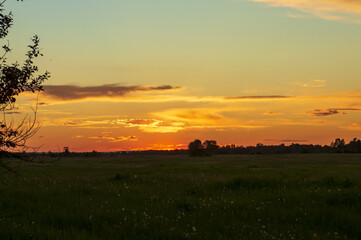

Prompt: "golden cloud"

[116,119,184,133]
[63,120,110,126]
[155,109,225,123]
[224,95,291,100]
[249,0,361,23]
[263,112,283,115]
[290,79,327,88]
[72,135,84,139]
[88,135,138,142]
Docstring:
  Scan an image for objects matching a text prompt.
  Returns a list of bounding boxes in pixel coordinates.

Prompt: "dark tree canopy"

[0,0,49,153]
[188,139,204,156]
[203,140,219,155]
[188,139,219,156]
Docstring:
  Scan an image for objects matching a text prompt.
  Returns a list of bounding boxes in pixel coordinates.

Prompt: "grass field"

[1,154,361,239]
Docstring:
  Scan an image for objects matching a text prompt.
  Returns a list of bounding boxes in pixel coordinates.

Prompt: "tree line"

[187,138,361,156]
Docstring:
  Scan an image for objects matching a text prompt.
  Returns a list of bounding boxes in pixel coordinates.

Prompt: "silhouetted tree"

[203,140,219,156]
[331,138,345,153]
[188,139,220,156]
[0,1,49,171]
[188,139,204,156]
[346,138,361,153]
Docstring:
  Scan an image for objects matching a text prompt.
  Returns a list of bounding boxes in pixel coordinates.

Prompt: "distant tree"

[188,139,204,156]
[0,1,49,171]
[331,138,345,153]
[346,138,361,153]
[88,150,98,157]
[203,140,219,156]
[188,139,219,156]
[63,147,70,156]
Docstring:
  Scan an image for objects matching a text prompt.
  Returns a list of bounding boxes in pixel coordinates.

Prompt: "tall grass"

[1,154,361,239]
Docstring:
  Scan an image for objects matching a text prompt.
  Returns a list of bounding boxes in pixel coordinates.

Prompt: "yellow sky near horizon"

[11,85,360,152]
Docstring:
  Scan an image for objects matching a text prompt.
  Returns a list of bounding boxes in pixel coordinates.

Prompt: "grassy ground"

[1,154,361,239]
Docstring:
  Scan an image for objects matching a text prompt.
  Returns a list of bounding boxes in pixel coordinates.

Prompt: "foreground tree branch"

[0,1,49,173]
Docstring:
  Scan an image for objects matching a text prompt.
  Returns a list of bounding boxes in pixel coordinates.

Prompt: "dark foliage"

[188,139,204,156]
[0,0,49,174]
[215,138,361,155]
[0,0,49,153]
[188,139,219,156]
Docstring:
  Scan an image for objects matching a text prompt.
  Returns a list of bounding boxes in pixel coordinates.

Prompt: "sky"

[4,0,361,151]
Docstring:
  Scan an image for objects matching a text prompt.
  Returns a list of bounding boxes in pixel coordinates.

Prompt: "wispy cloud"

[309,108,361,117]
[116,119,184,133]
[72,135,84,139]
[63,120,110,126]
[263,112,283,115]
[4,111,22,115]
[88,135,138,142]
[43,84,180,101]
[338,122,361,131]
[290,79,327,88]
[224,95,291,100]
[155,108,225,123]
[249,0,361,23]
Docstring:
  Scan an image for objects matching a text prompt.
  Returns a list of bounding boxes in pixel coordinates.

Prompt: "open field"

[1,154,361,239]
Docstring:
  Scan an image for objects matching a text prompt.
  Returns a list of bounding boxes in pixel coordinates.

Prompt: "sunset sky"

[6,0,361,151]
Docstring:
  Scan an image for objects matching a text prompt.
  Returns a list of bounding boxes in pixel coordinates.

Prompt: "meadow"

[1,154,361,239]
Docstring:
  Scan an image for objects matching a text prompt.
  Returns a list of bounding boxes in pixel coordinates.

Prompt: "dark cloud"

[43,84,180,100]
[310,108,361,117]
[5,111,22,115]
[225,95,292,100]
[63,121,80,126]
[38,102,49,106]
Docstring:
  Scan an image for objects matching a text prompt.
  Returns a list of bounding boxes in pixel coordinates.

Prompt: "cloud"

[72,135,84,139]
[287,12,312,19]
[120,119,159,127]
[38,102,49,106]
[290,79,327,88]
[263,112,283,115]
[4,111,22,115]
[43,84,180,101]
[88,135,138,142]
[155,108,226,124]
[63,120,110,126]
[309,108,361,117]
[117,119,184,133]
[175,110,224,121]
[338,122,361,131]
[249,0,361,23]
[224,95,291,100]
